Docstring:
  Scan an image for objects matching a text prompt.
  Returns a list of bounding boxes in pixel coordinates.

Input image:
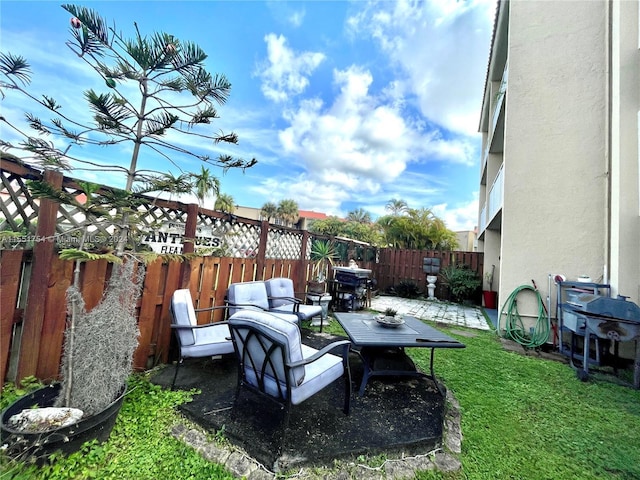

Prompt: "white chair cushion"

[264,277,294,308]
[227,281,271,314]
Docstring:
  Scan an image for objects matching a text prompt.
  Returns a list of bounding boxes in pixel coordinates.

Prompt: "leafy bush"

[440,264,481,303]
[393,279,421,299]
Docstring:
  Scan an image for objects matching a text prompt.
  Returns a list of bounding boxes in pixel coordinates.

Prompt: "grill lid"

[572,294,640,325]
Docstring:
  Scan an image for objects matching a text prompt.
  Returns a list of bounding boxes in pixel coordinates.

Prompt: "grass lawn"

[410,327,640,480]
[2,315,639,479]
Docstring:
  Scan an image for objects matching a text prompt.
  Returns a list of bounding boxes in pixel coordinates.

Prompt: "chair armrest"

[225,302,270,312]
[194,305,234,313]
[171,320,230,330]
[267,295,301,313]
[288,340,351,367]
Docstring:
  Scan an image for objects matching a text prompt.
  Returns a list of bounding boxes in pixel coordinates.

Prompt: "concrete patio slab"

[369,295,492,331]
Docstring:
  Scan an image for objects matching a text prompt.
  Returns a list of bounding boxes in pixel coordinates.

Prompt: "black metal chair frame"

[229,322,351,454]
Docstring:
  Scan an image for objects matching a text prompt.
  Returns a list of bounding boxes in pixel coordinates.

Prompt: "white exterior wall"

[499,1,608,320]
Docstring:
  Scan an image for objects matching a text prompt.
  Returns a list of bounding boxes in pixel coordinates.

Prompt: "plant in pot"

[308,239,337,294]
[383,308,398,320]
[482,265,497,309]
[0,3,255,463]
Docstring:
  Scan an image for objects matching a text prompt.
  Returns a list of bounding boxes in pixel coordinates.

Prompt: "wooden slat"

[16,169,62,382]
[36,256,73,381]
[1,250,25,386]
[157,260,182,363]
[133,259,163,370]
[80,260,108,311]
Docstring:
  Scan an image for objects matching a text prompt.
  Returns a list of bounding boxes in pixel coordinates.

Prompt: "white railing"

[487,164,504,223]
[479,203,487,234]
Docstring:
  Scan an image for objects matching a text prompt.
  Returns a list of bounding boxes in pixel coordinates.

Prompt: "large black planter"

[0,383,126,464]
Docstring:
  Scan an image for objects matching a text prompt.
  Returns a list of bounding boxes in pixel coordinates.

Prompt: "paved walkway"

[368,295,492,331]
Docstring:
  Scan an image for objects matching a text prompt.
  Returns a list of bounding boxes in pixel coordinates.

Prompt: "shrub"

[440,264,481,303]
[393,279,421,299]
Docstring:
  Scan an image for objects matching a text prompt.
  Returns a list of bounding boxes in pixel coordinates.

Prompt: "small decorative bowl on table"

[376,315,405,328]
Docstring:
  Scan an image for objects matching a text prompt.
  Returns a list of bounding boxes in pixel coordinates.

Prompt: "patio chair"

[228,310,351,453]
[264,277,323,323]
[170,289,235,389]
[226,281,299,324]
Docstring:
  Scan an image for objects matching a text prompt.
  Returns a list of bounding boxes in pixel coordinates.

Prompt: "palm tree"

[260,201,278,222]
[190,166,220,208]
[346,208,372,224]
[277,199,299,226]
[214,193,235,214]
[385,198,409,216]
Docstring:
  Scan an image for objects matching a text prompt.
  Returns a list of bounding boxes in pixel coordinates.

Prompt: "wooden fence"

[375,249,484,301]
[0,158,481,386]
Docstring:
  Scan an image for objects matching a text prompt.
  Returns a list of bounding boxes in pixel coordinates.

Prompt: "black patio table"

[333,312,465,396]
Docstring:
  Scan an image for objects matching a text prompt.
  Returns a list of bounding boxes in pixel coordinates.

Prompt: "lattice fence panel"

[223,221,261,258]
[0,170,40,235]
[266,228,302,260]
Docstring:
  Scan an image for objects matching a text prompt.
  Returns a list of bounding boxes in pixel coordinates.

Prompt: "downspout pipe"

[604,0,612,287]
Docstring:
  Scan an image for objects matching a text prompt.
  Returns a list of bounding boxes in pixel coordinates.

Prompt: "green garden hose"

[499,284,550,348]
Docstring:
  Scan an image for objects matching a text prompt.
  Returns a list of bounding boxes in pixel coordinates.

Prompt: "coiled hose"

[499,284,550,348]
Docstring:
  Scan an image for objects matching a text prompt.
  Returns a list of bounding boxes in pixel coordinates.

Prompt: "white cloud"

[432,195,479,231]
[288,9,306,28]
[348,0,495,136]
[256,33,325,103]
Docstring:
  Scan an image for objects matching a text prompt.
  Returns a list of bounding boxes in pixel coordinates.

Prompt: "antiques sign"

[142,221,224,254]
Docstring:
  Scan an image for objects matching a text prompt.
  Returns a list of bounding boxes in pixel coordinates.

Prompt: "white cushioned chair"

[170,289,235,389]
[264,277,323,323]
[228,310,351,453]
[226,281,299,324]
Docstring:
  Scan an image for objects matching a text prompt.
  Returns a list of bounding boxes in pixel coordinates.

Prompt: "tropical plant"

[259,201,277,222]
[383,308,397,317]
[190,166,220,209]
[385,198,409,216]
[214,193,235,214]
[0,3,256,424]
[346,208,372,224]
[276,199,299,226]
[440,264,481,303]
[376,205,457,250]
[1,3,256,253]
[309,239,337,283]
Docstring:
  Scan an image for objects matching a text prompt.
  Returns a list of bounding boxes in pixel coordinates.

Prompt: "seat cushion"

[264,277,295,308]
[290,344,343,405]
[227,281,271,315]
[181,325,235,358]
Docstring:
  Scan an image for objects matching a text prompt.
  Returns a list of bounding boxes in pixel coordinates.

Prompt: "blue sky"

[1,0,495,230]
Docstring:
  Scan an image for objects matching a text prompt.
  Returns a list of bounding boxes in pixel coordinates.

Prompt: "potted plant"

[308,239,337,293]
[383,308,398,320]
[482,265,497,309]
[0,3,255,462]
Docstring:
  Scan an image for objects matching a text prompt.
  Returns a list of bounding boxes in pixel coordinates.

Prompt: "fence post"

[16,169,62,383]
[255,220,269,280]
[179,203,198,288]
[299,230,309,290]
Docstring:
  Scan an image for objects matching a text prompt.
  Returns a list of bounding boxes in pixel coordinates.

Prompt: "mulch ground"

[151,329,446,471]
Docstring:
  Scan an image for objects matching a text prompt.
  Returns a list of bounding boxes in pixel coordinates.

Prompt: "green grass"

[412,328,640,480]
[3,318,639,479]
[1,375,235,480]
[321,317,640,480]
